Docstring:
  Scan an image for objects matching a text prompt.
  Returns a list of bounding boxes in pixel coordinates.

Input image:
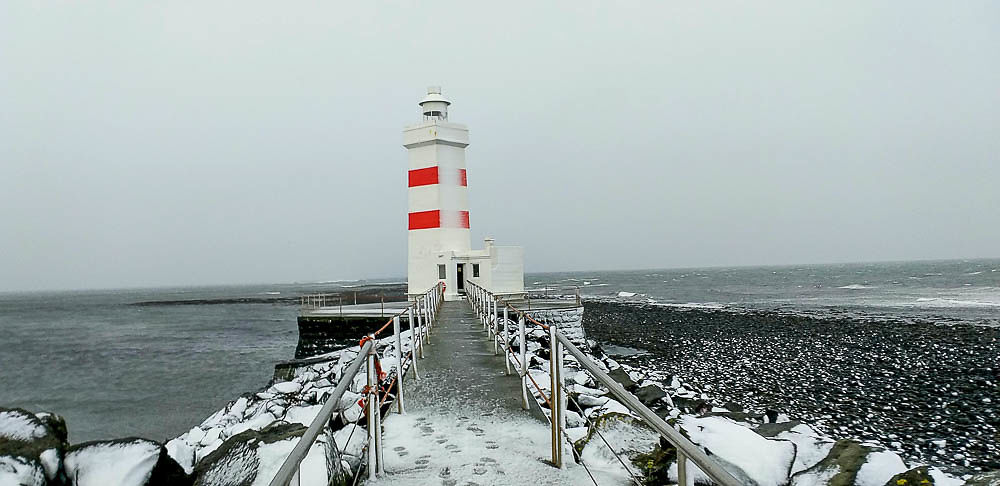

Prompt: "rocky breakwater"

[504,305,989,485]
[1,330,416,486]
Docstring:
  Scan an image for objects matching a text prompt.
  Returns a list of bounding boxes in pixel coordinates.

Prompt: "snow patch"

[0,410,47,441]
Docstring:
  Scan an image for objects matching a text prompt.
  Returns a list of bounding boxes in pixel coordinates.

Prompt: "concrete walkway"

[369,299,623,485]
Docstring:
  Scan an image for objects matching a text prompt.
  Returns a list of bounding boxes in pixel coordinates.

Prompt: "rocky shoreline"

[580,300,1000,476]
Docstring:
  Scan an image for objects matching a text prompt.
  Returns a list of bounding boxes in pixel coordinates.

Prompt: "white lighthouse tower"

[404,87,524,300]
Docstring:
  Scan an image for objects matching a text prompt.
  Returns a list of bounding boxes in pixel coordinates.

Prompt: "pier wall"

[295,315,414,359]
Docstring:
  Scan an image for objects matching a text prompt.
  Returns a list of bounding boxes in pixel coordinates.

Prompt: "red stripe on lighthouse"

[454,210,470,228]
[408,210,470,230]
[408,166,468,187]
[408,167,439,187]
[408,210,440,229]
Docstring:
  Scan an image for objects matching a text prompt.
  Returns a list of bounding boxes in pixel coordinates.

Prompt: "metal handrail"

[464,280,741,486]
[554,332,742,486]
[268,282,443,486]
[267,338,374,486]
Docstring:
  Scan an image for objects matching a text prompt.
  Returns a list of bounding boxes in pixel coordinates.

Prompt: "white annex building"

[404,87,524,301]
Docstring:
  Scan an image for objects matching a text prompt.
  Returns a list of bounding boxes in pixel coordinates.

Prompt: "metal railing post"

[428,290,434,334]
[492,296,499,355]
[393,315,404,414]
[482,290,488,331]
[549,321,564,468]
[407,306,419,379]
[375,394,384,476]
[678,451,689,486]
[519,315,529,410]
[366,350,377,480]
[503,305,511,375]
[417,297,426,357]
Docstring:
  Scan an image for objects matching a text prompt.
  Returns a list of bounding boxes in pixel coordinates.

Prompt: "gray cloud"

[2,1,998,291]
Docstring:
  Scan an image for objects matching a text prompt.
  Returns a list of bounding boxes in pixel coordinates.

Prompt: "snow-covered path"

[368,300,624,485]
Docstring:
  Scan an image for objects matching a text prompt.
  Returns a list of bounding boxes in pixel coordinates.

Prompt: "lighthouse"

[404,87,524,300]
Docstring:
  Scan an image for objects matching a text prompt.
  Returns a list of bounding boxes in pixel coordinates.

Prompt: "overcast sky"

[1,2,998,291]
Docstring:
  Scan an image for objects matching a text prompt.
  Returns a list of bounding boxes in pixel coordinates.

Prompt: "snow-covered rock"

[269,381,303,395]
[0,408,69,484]
[575,413,658,479]
[333,424,367,458]
[680,415,796,486]
[790,439,907,486]
[757,422,834,475]
[193,423,307,486]
[0,456,46,486]
[64,438,189,486]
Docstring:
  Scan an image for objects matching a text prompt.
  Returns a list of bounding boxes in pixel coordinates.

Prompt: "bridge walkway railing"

[465,280,742,486]
[267,282,444,486]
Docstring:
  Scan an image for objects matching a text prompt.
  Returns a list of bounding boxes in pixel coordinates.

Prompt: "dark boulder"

[765,409,780,423]
[635,384,666,406]
[755,421,803,438]
[607,367,637,391]
[721,401,744,413]
[672,397,712,415]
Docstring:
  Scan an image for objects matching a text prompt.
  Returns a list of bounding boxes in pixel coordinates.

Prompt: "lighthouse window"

[438,264,446,279]
[473,264,480,277]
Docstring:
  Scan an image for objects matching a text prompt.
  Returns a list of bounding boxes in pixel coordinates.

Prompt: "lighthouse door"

[456,264,465,294]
